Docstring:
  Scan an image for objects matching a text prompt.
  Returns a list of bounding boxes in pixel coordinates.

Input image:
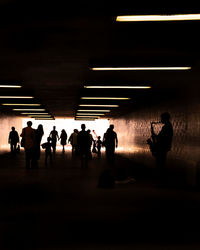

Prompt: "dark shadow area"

[0,151,200,249]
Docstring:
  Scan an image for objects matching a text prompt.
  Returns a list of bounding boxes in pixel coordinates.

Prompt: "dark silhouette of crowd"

[9,121,119,169]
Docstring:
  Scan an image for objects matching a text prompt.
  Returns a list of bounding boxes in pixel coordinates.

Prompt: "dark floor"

[0,150,200,250]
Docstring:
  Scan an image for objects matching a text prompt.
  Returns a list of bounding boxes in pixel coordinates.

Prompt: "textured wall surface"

[0,114,23,152]
[111,93,200,185]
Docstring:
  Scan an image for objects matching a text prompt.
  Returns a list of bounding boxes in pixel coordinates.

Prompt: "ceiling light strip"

[116,14,200,22]
[77,110,110,112]
[84,86,151,89]
[90,67,191,71]
[79,104,119,107]
[0,96,34,99]
[2,103,41,106]
[81,97,130,100]
[0,85,22,88]
[13,109,46,111]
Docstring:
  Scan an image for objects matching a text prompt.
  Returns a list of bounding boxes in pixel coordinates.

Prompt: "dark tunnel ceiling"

[0,1,200,118]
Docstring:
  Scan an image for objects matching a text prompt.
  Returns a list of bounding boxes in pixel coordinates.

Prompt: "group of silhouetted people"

[8,112,173,185]
[8,121,119,169]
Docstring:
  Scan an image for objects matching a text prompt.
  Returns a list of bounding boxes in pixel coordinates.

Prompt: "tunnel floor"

[0,150,200,249]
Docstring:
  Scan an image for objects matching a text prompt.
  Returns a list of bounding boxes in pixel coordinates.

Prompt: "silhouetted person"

[77,124,90,168]
[96,136,103,157]
[20,121,36,169]
[42,137,52,167]
[34,124,44,166]
[147,112,173,184]
[87,129,94,159]
[8,126,19,154]
[60,129,67,152]
[104,124,118,163]
[68,129,78,155]
[49,126,59,153]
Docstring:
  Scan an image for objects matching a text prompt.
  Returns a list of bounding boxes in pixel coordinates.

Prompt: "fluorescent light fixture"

[2,103,41,106]
[21,113,49,115]
[0,85,22,88]
[76,116,99,118]
[79,104,119,107]
[116,14,200,22]
[81,97,130,100]
[76,118,95,121]
[90,67,191,71]
[76,113,105,115]
[28,115,52,118]
[13,109,46,111]
[35,118,54,120]
[84,86,151,89]
[0,96,34,99]
[77,109,110,112]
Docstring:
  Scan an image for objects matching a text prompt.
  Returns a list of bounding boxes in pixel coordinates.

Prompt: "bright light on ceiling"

[116,14,200,22]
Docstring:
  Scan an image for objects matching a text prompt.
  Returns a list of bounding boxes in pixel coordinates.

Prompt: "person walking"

[68,129,78,155]
[77,124,90,168]
[20,121,36,169]
[34,124,44,167]
[60,129,67,152]
[8,126,19,154]
[49,126,59,154]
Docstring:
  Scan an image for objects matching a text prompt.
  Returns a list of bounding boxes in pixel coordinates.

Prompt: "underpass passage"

[0,151,200,249]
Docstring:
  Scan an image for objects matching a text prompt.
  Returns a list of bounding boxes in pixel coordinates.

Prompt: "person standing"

[42,137,52,167]
[49,126,59,154]
[35,124,44,166]
[8,127,19,154]
[60,129,67,152]
[87,129,94,159]
[20,121,36,169]
[77,124,90,168]
[104,124,118,164]
[96,136,103,158]
[147,112,173,184]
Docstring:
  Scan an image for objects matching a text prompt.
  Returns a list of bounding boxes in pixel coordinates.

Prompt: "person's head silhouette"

[27,121,32,127]
[161,112,171,124]
[81,124,86,131]
[53,126,56,130]
[11,126,15,131]
[110,124,114,130]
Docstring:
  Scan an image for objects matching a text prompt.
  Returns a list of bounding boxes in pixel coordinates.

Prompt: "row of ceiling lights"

[0,85,54,120]
[75,13,198,120]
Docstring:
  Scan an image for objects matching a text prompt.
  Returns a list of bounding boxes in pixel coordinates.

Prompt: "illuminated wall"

[0,114,23,152]
[111,94,200,185]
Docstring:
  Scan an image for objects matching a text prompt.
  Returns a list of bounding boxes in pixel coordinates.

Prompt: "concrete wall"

[111,92,200,186]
